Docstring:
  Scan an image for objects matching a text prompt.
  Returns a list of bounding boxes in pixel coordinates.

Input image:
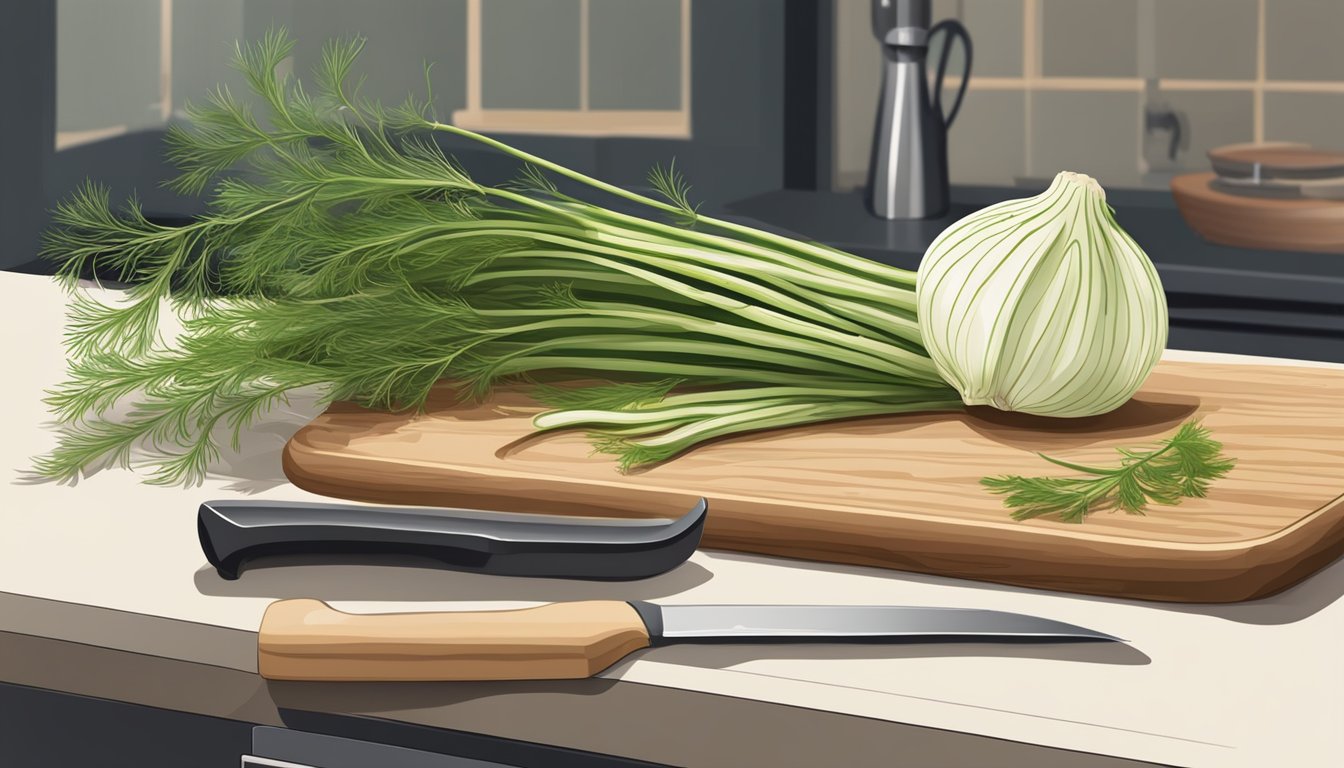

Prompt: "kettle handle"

[929,18,973,128]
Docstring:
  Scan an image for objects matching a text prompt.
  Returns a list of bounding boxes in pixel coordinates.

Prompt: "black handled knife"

[198,497,707,581]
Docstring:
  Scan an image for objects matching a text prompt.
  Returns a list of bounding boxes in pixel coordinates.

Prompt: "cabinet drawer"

[250,727,520,768]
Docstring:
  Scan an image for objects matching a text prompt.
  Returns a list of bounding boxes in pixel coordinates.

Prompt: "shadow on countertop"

[193,557,715,602]
[700,549,1344,628]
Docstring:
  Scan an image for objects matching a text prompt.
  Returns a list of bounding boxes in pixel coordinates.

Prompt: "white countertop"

[4,271,1343,767]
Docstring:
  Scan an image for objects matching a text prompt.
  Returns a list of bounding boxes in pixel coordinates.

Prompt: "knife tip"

[1076,631,1125,643]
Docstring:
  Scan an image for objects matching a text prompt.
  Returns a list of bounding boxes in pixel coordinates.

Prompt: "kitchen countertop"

[4,271,1344,767]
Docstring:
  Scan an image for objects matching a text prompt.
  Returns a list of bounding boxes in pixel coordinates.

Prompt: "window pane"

[481,0,581,109]
[289,0,467,117]
[171,0,248,117]
[57,0,162,134]
[169,1,467,122]
[588,0,681,110]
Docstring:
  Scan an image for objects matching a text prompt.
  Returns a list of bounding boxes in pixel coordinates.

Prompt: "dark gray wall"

[1,682,252,768]
[1,1,55,271]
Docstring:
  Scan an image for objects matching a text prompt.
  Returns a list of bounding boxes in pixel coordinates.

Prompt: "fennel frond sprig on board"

[36,29,957,485]
[981,420,1237,523]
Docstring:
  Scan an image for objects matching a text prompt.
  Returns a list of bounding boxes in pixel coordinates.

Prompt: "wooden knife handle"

[257,598,652,681]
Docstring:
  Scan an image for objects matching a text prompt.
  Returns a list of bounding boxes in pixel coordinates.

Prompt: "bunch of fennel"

[34,32,959,486]
[34,32,1231,523]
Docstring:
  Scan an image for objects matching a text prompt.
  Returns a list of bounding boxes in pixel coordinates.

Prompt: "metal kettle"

[866,0,972,220]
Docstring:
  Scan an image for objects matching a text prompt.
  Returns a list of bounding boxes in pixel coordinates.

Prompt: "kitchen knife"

[257,599,1122,681]
[198,497,707,581]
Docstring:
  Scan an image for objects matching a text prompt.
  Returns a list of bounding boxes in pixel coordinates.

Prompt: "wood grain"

[282,360,1344,603]
[1171,172,1344,253]
[257,599,650,681]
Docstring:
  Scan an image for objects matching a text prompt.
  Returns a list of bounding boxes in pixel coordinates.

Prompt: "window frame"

[450,0,693,138]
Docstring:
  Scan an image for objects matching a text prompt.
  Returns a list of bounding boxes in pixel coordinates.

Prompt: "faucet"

[1142,80,1190,168]
[1145,106,1187,162]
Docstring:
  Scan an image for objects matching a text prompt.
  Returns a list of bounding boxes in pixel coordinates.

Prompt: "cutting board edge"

[281,433,1344,550]
[281,438,1344,604]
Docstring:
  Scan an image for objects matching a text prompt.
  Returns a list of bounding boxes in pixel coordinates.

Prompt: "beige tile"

[959,0,1023,78]
[1030,91,1142,186]
[1040,0,1138,78]
[1265,0,1344,81]
[949,90,1026,185]
[1155,0,1256,80]
[1264,92,1344,151]
[482,0,582,109]
[588,0,681,110]
[932,0,960,23]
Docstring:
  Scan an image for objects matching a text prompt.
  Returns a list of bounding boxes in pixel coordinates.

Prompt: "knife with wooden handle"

[257,598,1121,681]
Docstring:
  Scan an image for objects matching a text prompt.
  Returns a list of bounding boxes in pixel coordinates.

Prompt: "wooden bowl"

[1170,172,1344,254]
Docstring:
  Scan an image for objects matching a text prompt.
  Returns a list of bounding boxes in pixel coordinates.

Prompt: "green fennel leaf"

[647,159,699,227]
[981,420,1236,523]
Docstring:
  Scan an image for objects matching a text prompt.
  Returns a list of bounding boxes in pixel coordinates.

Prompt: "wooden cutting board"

[282,360,1344,603]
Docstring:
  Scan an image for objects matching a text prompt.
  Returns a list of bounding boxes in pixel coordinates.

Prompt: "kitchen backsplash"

[55,0,687,148]
[833,0,1344,191]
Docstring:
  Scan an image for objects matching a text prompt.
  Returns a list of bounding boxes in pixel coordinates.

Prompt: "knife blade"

[632,602,1120,643]
[257,599,1121,682]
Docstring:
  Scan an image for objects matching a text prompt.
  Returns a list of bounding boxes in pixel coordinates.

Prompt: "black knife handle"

[197,498,707,581]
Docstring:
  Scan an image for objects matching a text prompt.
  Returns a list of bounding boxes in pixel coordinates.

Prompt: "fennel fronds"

[981,420,1237,523]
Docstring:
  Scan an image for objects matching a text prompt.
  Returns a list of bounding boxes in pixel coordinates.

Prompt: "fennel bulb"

[916,171,1168,418]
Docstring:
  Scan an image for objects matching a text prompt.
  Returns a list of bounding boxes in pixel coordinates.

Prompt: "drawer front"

[251,727,518,768]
